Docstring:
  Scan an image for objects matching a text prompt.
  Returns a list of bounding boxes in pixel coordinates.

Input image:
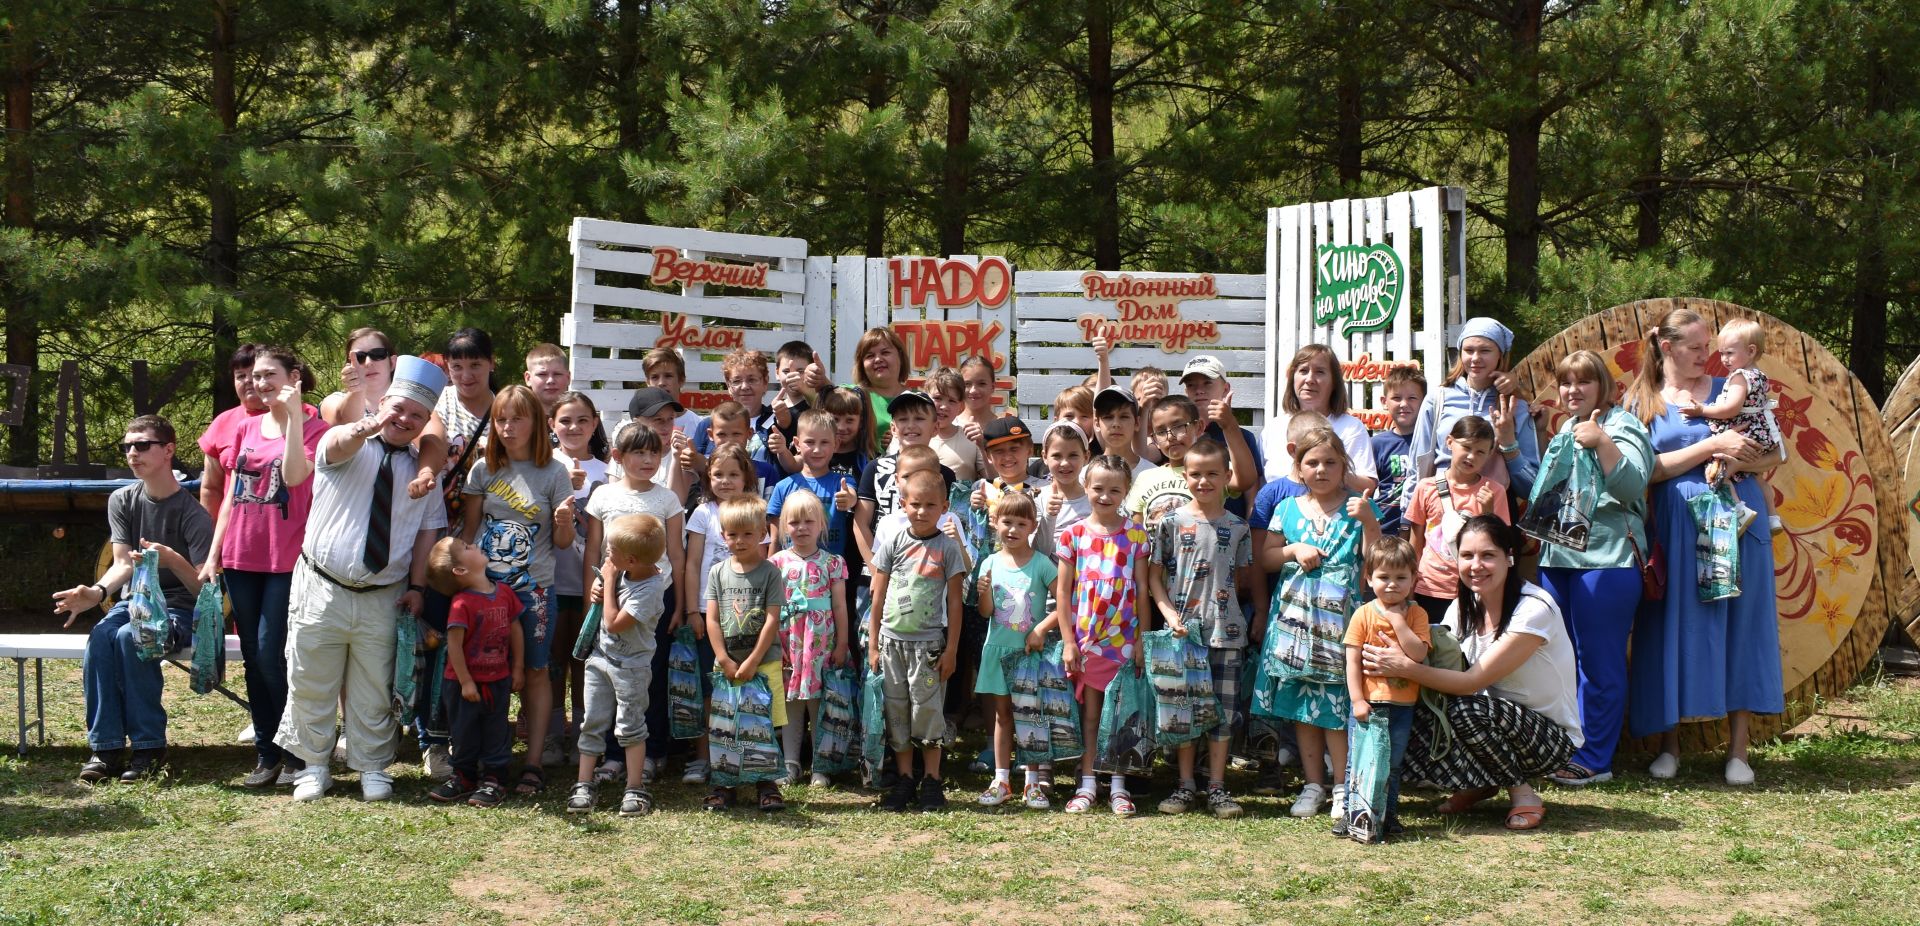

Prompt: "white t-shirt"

[585,481,680,578]
[1260,412,1378,483]
[673,409,702,437]
[1445,584,1583,748]
[686,500,733,606]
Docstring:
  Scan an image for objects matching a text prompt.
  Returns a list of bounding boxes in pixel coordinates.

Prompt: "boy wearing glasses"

[1126,396,1203,532]
[51,416,214,784]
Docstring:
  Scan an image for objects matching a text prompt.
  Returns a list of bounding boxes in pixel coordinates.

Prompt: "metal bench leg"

[13,657,23,758]
[13,657,42,758]
[34,657,44,747]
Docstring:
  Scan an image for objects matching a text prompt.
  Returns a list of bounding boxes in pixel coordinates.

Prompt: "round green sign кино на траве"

[1312,243,1404,338]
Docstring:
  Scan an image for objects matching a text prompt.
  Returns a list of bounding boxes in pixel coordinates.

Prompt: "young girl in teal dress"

[1258,427,1380,823]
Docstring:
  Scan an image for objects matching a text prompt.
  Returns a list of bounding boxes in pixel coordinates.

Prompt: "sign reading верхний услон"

[1313,243,1404,338]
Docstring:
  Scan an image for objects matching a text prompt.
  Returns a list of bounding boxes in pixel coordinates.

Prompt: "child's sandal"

[514,767,545,796]
[703,787,733,812]
[1064,790,1096,814]
[757,783,786,813]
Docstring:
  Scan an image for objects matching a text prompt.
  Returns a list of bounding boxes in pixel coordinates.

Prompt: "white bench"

[0,633,247,757]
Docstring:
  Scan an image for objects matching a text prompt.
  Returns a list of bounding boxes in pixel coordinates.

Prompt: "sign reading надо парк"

[1075,272,1223,353]
[1313,243,1404,338]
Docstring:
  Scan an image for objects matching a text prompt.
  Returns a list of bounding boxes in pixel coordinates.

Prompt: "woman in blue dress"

[1624,307,1785,786]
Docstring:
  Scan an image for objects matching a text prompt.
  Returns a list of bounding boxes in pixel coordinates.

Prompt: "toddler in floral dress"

[769,489,850,785]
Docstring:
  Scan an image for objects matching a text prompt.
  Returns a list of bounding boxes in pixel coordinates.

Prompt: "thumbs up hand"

[834,480,857,513]
[1347,487,1378,524]
[1573,407,1607,449]
[804,352,829,397]
[567,456,587,491]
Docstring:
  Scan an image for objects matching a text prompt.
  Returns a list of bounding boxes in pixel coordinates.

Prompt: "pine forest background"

[4,0,1919,471]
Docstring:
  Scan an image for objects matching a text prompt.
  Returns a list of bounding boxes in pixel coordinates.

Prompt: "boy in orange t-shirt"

[1342,536,1430,836]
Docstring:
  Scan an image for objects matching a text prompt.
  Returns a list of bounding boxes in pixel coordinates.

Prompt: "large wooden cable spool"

[1876,354,1920,644]
[1512,298,1911,751]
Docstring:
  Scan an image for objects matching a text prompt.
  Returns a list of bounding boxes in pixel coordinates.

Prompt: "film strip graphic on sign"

[1266,186,1467,430]
[562,219,830,429]
[1012,270,1267,423]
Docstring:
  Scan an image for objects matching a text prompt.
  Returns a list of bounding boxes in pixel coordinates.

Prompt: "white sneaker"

[681,759,709,785]
[642,757,658,780]
[361,770,394,802]
[292,766,332,802]
[423,744,452,782]
[1330,783,1349,820]
[1649,752,1679,780]
[593,760,625,785]
[809,772,831,788]
[1289,782,1327,817]
[235,723,256,744]
[1725,757,1755,786]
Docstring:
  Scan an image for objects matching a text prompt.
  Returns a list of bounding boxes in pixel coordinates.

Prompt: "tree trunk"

[1087,0,1119,270]
[1502,0,1545,301]
[1335,71,1363,188]
[1634,116,1663,251]
[208,0,240,413]
[615,0,643,157]
[4,17,38,466]
[937,67,971,255]
[1848,44,1891,402]
[862,2,892,258]
[1333,4,1363,188]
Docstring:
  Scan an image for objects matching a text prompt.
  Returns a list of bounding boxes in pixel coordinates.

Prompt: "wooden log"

[1515,298,1903,751]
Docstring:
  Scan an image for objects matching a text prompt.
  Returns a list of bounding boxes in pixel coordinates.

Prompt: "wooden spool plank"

[1517,299,1900,751]
[1878,354,1920,643]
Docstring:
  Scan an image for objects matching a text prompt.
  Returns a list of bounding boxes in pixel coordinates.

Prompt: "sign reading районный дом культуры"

[1313,243,1404,338]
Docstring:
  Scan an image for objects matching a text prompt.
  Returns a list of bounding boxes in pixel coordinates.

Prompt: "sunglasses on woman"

[353,348,393,364]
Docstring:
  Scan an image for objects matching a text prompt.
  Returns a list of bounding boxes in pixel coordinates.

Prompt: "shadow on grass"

[0,795,155,839]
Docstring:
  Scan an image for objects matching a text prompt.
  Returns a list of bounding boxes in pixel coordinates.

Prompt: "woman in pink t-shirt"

[199,346,330,787]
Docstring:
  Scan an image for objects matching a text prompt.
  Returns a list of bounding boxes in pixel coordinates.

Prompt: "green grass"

[2,664,1918,926]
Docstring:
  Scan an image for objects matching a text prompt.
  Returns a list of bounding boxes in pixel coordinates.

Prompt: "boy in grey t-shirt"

[868,470,968,812]
[570,514,667,817]
[1145,439,1254,819]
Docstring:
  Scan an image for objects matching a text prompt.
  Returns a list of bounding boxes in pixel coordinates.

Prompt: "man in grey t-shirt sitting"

[52,415,214,784]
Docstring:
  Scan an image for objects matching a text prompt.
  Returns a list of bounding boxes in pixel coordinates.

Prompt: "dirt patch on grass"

[451,869,564,926]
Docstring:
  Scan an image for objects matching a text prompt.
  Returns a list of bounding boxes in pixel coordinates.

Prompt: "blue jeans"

[1349,702,1415,823]
[224,569,299,768]
[1541,565,1640,774]
[83,601,190,753]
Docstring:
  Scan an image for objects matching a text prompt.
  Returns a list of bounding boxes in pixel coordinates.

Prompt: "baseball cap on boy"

[886,390,935,415]
[981,416,1033,450]
[1093,385,1138,415]
[1179,355,1227,384]
[627,386,684,420]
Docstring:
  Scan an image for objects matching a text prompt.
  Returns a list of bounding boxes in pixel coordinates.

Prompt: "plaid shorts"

[1208,646,1245,743]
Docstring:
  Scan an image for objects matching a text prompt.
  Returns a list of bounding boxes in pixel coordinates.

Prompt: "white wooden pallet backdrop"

[560,218,826,429]
[1266,186,1467,421]
[1011,271,1267,423]
[561,187,1467,433]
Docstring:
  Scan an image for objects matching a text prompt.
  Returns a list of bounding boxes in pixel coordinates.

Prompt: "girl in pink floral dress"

[769,489,850,785]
